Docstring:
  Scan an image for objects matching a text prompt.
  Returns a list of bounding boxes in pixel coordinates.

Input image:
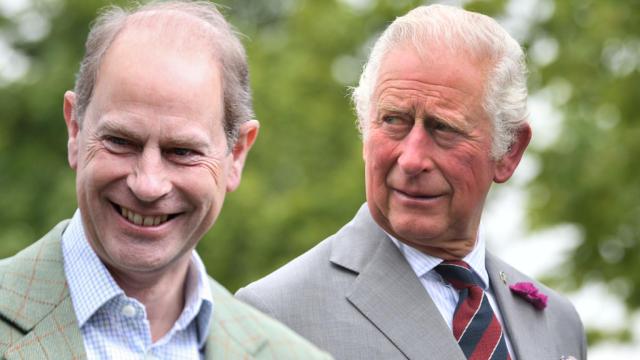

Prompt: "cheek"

[78,154,131,193]
[194,153,230,184]
[463,155,495,189]
[364,153,387,192]
[179,165,228,211]
[364,138,396,177]
[445,159,494,205]
[445,141,494,176]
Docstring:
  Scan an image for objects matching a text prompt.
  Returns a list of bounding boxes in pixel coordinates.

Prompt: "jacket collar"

[329,204,466,360]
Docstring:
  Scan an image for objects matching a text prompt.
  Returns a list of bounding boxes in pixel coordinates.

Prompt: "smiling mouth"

[111,203,178,227]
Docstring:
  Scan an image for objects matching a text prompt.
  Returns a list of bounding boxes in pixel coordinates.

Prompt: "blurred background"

[0,0,638,357]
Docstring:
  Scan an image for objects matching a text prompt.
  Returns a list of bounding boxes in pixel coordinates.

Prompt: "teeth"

[119,206,170,227]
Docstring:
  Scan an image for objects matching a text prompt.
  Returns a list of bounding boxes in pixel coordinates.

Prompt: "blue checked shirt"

[62,210,214,359]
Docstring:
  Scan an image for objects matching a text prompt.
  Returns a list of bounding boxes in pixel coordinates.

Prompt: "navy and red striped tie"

[435,260,510,360]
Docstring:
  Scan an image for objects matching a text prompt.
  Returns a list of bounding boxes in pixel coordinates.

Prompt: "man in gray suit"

[236,4,586,360]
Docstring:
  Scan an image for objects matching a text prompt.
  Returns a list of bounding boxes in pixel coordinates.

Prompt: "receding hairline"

[88,9,226,109]
[112,9,223,58]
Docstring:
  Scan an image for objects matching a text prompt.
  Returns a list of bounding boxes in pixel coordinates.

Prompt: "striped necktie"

[435,260,510,360]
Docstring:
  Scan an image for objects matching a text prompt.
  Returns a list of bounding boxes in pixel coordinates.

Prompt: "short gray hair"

[73,0,253,146]
[352,4,528,158]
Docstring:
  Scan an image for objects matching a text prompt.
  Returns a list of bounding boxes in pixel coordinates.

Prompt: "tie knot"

[434,260,483,290]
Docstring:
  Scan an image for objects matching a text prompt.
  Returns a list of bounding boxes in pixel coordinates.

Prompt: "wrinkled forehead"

[374,41,492,96]
[380,40,493,77]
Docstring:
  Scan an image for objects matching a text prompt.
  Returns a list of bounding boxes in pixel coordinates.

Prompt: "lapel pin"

[499,271,507,285]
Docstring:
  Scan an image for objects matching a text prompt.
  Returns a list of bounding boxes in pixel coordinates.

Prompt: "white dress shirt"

[389,229,515,357]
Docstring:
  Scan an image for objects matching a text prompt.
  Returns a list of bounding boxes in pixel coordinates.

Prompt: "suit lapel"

[0,221,85,358]
[5,297,85,359]
[486,253,554,360]
[334,205,465,360]
[347,237,465,360]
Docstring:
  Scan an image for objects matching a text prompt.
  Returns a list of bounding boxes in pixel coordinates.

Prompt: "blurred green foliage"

[1,0,639,346]
[525,0,640,344]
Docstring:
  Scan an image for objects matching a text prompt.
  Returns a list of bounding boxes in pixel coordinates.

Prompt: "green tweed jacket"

[0,221,332,359]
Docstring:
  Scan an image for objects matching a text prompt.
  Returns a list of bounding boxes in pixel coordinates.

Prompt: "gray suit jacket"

[236,204,587,360]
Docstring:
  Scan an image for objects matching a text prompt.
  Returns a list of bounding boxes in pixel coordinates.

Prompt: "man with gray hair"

[0,1,330,358]
[237,5,586,359]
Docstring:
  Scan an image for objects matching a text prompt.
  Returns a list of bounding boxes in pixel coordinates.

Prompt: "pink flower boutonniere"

[509,282,548,310]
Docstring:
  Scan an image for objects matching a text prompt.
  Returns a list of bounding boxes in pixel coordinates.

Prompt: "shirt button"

[121,304,137,318]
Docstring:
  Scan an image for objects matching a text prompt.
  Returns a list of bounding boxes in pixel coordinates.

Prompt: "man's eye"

[106,136,130,146]
[433,122,454,132]
[382,116,402,125]
[103,136,134,153]
[428,118,457,133]
[171,148,194,157]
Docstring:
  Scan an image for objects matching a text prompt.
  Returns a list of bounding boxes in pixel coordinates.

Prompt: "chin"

[389,215,445,236]
[108,246,175,272]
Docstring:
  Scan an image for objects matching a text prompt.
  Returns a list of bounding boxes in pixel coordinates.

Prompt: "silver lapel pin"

[499,271,508,285]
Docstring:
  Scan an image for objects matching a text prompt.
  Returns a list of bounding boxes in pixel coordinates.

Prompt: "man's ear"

[226,120,259,192]
[63,91,80,170]
[494,124,532,183]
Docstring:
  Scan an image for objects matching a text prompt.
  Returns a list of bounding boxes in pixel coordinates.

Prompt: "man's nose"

[396,125,435,176]
[126,149,172,202]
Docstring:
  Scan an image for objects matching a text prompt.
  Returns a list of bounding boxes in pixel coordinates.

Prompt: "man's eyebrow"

[376,101,412,114]
[96,118,142,139]
[96,118,212,149]
[164,134,211,150]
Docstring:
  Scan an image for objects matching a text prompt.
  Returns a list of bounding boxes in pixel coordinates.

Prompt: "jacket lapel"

[334,205,465,360]
[486,253,554,360]
[0,221,85,359]
[4,297,85,359]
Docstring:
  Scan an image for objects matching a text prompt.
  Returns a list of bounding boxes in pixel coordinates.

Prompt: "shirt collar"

[62,210,122,326]
[62,209,214,346]
[387,225,489,289]
[180,250,214,348]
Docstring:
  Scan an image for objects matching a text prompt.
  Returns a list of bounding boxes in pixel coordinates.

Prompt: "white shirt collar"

[387,226,489,289]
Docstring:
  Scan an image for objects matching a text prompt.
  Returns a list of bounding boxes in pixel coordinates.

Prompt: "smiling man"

[237,5,586,360]
[0,1,330,359]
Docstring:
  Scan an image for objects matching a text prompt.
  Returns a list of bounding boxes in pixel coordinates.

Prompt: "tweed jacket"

[0,220,331,359]
[236,204,587,360]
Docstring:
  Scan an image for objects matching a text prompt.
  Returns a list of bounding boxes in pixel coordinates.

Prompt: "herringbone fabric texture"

[435,260,510,360]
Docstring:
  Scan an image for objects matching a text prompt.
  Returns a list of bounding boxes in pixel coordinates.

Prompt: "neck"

[417,239,476,260]
[108,257,191,342]
[396,233,478,260]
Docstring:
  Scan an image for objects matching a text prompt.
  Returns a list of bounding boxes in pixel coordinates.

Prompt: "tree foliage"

[1,0,638,347]
[525,0,640,341]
